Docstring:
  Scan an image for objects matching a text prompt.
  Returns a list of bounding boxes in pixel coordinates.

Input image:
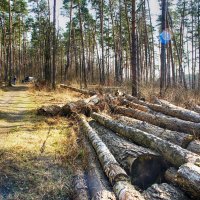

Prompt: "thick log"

[165,163,200,199]
[73,169,89,200]
[90,121,166,190]
[83,139,116,200]
[187,140,200,155]
[112,105,200,137]
[37,105,61,116]
[91,112,200,167]
[60,95,102,116]
[60,84,96,96]
[115,115,193,148]
[143,183,190,200]
[76,114,145,200]
[146,97,200,123]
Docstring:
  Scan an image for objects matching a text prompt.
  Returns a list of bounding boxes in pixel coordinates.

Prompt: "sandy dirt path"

[0,85,76,200]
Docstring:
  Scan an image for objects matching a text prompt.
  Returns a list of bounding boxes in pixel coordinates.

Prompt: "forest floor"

[0,85,85,200]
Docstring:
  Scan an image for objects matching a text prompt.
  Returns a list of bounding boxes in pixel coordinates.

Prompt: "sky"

[49,0,161,33]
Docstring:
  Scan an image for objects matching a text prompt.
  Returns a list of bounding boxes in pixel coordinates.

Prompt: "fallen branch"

[60,84,96,96]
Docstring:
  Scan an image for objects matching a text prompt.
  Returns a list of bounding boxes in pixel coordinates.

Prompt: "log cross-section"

[91,112,200,167]
[90,121,167,190]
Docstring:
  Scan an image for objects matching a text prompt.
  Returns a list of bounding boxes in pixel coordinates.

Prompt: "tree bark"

[187,140,200,156]
[90,121,166,190]
[153,98,200,123]
[112,105,200,137]
[165,164,200,199]
[132,0,138,96]
[143,183,190,200]
[73,169,89,200]
[115,115,193,148]
[76,114,145,200]
[91,112,200,167]
[83,139,116,200]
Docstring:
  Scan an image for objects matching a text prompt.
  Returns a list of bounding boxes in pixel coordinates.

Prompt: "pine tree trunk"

[91,112,200,167]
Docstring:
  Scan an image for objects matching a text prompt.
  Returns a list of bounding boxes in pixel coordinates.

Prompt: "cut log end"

[131,154,167,190]
[37,105,61,116]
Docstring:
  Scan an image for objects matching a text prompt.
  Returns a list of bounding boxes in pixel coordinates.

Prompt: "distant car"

[22,76,35,83]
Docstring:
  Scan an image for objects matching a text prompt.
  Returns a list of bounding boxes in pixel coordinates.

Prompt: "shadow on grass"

[1,85,29,92]
[0,149,73,200]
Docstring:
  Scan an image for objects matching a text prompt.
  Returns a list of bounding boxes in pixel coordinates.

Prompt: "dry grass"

[139,85,200,108]
[0,85,86,200]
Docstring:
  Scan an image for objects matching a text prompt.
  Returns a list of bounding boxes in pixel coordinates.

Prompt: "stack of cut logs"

[38,85,200,200]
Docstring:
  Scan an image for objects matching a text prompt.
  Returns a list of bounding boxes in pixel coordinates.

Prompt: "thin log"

[90,121,166,190]
[112,105,200,137]
[76,114,145,200]
[91,112,200,167]
[60,84,96,96]
[115,115,193,148]
[125,95,147,106]
[193,105,200,114]
[143,183,190,200]
[83,139,116,199]
[187,140,200,155]
[165,164,200,199]
[118,98,150,112]
[148,97,200,123]
[73,169,89,200]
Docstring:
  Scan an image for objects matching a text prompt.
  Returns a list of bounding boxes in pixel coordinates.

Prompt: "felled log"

[76,114,145,200]
[143,183,190,200]
[125,94,147,106]
[60,95,102,116]
[73,169,89,200]
[60,84,96,96]
[113,181,145,200]
[118,98,150,112]
[193,105,200,114]
[112,105,200,137]
[37,105,61,116]
[165,163,200,199]
[187,140,200,155]
[116,115,193,148]
[83,139,116,200]
[91,112,200,167]
[147,97,200,123]
[90,121,166,190]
